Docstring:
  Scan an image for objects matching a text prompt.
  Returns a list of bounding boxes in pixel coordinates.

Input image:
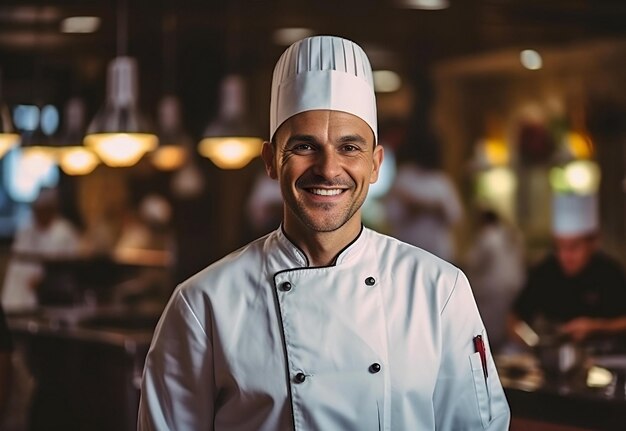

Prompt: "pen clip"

[473,334,488,380]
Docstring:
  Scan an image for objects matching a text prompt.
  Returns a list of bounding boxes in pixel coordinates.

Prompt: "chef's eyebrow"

[338,134,368,145]
[285,135,318,146]
[284,133,370,148]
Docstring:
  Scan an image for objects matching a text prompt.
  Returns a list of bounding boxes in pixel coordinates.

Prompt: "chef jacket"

[138,227,510,430]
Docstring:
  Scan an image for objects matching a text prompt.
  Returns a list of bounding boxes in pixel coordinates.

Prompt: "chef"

[138,35,510,430]
[510,193,626,342]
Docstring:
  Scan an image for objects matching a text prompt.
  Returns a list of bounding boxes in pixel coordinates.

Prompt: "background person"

[465,209,525,353]
[1,187,81,311]
[509,193,626,343]
[385,130,463,263]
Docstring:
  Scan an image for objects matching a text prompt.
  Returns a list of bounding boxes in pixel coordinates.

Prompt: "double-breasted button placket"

[281,281,292,292]
[365,277,376,286]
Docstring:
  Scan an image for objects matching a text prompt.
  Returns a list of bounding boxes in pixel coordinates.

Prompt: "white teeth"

[310,188,342,196]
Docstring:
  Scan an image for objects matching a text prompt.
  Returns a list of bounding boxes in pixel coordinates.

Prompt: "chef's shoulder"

[370,230,462,295]
[176,234,268,299]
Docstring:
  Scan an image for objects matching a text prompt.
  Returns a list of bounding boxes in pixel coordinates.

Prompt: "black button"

[294,372,306,383]
[365,277,376,286]
[281,282,292,292]
[369,363,381,373]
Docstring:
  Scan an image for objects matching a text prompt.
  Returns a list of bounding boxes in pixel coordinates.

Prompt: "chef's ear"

[261,141,278,179]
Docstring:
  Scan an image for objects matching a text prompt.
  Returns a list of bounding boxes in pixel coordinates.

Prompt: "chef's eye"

[292,143,314,152]
[341,144,360,152]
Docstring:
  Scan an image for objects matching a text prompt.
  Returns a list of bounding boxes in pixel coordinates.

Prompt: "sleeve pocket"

[469,352,492,428]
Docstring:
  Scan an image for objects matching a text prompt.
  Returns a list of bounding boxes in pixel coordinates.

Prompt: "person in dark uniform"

[0,303,12,419]
[509,194,626,342]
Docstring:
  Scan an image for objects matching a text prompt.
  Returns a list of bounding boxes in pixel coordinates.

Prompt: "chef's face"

[554,234,596,276]
[262,110,383,234]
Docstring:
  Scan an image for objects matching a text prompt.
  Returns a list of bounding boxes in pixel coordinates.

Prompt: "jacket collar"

[269,224,368,270]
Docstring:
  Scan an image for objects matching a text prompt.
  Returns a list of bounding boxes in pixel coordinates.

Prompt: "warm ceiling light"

[0,104,19,158]
[0,133,19,158]
[272,28,315,46]
[84,57,157,167]
[61,16,101,33]
[198,75,263,170]
[152,144,187,171]
[395,0,450,10]
[483,138,509,166]
[198,137,263,170]
[152,96,189,171]
[564,160,600,194]
[85,132,156,167]
[58,147,99,175]
[566,132,593,159]
[373,70,402,93]
[520,49,542,70]
[55,98,100,175]
[477,167,517,197]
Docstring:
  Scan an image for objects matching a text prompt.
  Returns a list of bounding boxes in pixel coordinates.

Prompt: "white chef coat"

[1,218,80,311]
[138,227,510,430]
[386,164,463,262]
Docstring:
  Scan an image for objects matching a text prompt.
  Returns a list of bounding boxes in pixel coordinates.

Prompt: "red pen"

[473,335,488,380]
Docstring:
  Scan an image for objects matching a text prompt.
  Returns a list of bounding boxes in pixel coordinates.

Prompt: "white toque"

[270,35,378,143]
[552,193,599,236]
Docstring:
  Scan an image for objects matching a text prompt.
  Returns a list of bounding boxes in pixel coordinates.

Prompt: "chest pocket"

[469,352,492,428]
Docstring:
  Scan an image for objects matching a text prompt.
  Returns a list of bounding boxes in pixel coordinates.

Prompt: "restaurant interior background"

[1,0,626,430]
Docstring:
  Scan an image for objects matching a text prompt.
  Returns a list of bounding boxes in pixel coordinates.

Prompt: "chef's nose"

[312,148,342,179]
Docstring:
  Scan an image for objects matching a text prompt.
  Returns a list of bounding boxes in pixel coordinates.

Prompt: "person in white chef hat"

[510,193,626,343]
[138,35,510,430]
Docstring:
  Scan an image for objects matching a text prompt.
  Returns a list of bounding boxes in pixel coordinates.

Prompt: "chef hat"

[552,193,599,236]
[270,35,378,143]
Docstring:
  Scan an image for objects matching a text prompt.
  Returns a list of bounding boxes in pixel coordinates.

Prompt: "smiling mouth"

[307,188,345,196]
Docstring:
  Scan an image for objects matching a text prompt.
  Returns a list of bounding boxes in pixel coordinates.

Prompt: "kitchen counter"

[6,304,163,431]
[498,351,626,430]
[7,305,159,349]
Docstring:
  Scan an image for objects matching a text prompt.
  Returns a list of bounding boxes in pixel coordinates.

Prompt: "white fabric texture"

[466,224,526,351]
[270,36,377,142]
[138,227,510,430]
[385,164,463,262]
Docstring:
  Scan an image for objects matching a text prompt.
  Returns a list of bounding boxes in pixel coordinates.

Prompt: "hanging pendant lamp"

[83,0,157,168]
[152,13,188,171]
[84,57,157,167]
[152,95,189,171]
[198,75,263,170]
[56,97,100,175]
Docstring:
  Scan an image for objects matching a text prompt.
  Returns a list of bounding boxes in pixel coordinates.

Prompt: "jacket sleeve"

[433,270,510,430]
[138,288,215,431]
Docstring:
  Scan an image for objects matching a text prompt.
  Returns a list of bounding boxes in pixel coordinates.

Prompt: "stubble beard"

[285,190,366,233]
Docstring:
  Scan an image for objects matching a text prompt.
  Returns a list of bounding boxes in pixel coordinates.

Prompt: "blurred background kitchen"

[0,0,625,430]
